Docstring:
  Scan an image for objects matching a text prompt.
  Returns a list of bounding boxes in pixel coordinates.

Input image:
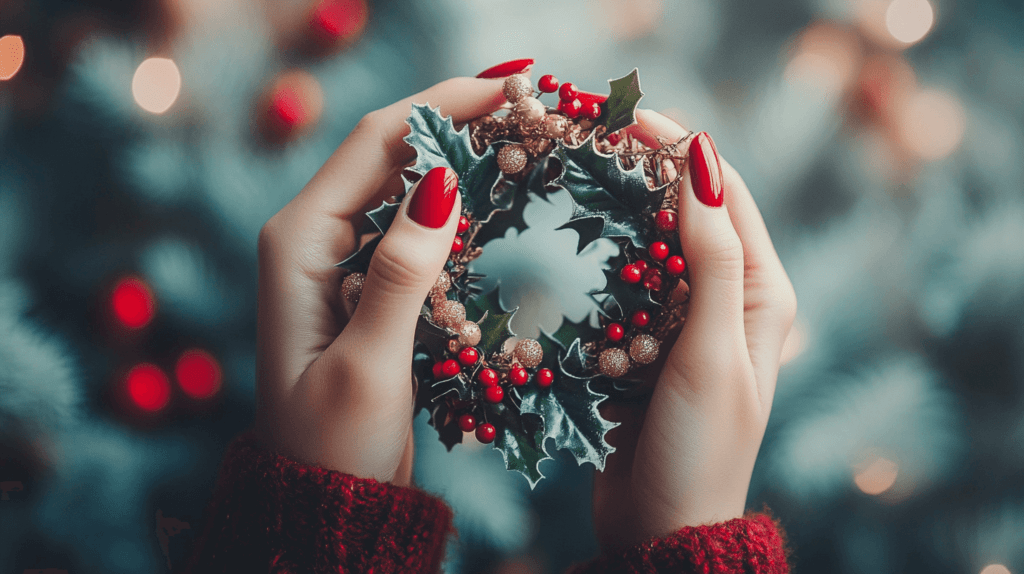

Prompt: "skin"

[254,78,797,549]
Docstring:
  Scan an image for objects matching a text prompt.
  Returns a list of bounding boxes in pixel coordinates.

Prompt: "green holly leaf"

[427,400,464,451]
[492,404,550,488]
[478,307,517,357]
[521,339,618,470]
[593,268,660,317]
[432,373,473,402]
[596,68,645,134]
[405,103,510,223]
[473,157,551,247]
[554,134,667,253]
[367,200,401,234]
[336,235,382,272]
[416,314,452,359]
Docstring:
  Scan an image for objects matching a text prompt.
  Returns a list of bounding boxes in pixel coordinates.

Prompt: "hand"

[253,77,507,486]
[592,110,797,548]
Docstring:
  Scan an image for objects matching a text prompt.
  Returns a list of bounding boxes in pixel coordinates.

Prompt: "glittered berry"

[509,365,529,386]
[458,413,477,432]
[655,210,677,232]
[606,322,625,342]
[457,216,470,233]
[642,268,663,291]
[620,264,641,284]
[559,98,582,119]
[451,236,464,253]
[649,242,669,261]
[538,74,559,93]
[631,310,650,327]
[536,368,554,388]
[558,82,579,102]
[432,362,444,378]
[478,368,499,387]
[442,359,461,377]
[666,255,686,276]
[484,385,504,404]
[582,101,602,120]
[476,422,496,443]
[606,132,621,146]
[634,260,649,273]
[458,347,479,366]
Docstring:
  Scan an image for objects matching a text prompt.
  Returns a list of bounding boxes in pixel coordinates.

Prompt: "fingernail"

[688,132,724,208]
[475,58,534,79]
[407,167,459,228]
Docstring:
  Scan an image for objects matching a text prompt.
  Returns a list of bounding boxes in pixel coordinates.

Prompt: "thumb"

[347,166,461,346]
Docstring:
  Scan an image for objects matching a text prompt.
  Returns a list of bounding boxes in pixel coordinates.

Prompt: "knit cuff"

[183,432,453,574]
[570,513,789,574]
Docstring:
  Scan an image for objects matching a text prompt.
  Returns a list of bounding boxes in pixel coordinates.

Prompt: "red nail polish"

[407,167,458,228]
[688,132,724,208]
[475,58,534,79]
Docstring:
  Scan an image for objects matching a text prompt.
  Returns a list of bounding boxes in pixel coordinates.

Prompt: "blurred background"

[1,0,1022,572]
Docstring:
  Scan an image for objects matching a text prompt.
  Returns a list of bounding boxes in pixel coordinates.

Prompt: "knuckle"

[369,238,434,295]
[257,215,283,261]
[691,231,744,281]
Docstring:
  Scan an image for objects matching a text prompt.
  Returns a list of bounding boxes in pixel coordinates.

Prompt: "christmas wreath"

[339,68,695,486]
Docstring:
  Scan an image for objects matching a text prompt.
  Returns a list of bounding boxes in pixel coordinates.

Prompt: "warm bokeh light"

[265,70,324,138]
[886,0,934,45]
[311,0,368,40]
[0,35,25,81]
[854,456,900,495]
[125,363,171,412]
[897,89,966,160]
[980,565,1012,574]
[599,0,663,40]
[111,276,157,329]
[132,57,182,114]
[175,349,222,399]
[784,23,862,93]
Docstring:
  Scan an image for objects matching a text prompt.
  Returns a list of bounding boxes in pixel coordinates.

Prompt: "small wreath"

[339,68,694,486]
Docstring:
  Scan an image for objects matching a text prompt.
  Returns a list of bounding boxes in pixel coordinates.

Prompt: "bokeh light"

[0,35,25,81]
[111,276,157,329]
[263,70,324,139]
[854,456,900,495]
[310,0,368,41]
[980,566,1012,574]
[175,349,222,399]
[784,23,862,93]
[896,89,966,160]
[885,0,934,45]
[132,57,181,114]
[125,363,171,412]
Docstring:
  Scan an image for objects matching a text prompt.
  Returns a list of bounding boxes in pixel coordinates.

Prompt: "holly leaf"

[405,103,510,223]
[465,286,505,323]
[521,339,618,470]
[492,404,550,488]
[596,68,645,134]
[427,400,464,451]
[593,268,660,317]
[336,235,382,272]
[478,306,517,357]
[554,134,667,253]
[416,315,452,359]
[432,373,473,402]
[367,200,401,234]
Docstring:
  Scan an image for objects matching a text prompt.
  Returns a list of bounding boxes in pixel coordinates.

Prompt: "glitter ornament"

[629,334,660,365]
[429,270,451,299]
[342,272,365,304]
[512,96,546,126]
[542,114,568,139]
[502,74,533,104]
[598,348,630,378]
[497,144,528,174]
[433,299,466,330]
[513,338,543,368]
[458,321,482,347]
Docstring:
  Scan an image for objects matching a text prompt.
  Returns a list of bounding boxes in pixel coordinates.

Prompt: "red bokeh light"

[111,276,156,329]
[270,87,304,127]
[175,349,222,399]
[125,363,171,412]
[311,0,368,40]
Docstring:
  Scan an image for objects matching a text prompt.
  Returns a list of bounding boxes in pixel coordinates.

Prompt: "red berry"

[620,264,641,284]
[536,368,554,388]
[457,216,470,233]
[476,422,496,443]
[605,323,625,342]
[582,101,602,120]
[538,74,559,93]
[655,210,677,232]
[451,236,464,253]
[458,347,479,366]
[559,98,582,119]
[509,366,529,386]
[478,368,499,387]
[558,82,579,102]
[432,362,444,378]
[458,413,477,432]
[642,268,663,291]
[649,242,669,261]
[606,132,621,146]
[484,385,504,404]
[666,255,686,276]
[442,359,461,377]
[631,310,650,327]
[634,260,649,273]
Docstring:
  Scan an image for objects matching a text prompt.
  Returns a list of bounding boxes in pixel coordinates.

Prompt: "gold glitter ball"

[542,115,568,139]
[432,299,466,330]
[512,97,545,126]
[629,334,660,365]
[341,272,365,304]
[429,271,452,299]
[497,144,528,174]
[502,74,533,104]
[513,338,543,368]
[458,321,482,347]
[598,348,630,378]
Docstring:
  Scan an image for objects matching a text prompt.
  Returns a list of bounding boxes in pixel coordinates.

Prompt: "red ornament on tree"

[309,0,368,46]
[261,71,324,144]
[175,349,222,399]
[476,422,496,443]
[111,276,156,330]
[125,363,171,413]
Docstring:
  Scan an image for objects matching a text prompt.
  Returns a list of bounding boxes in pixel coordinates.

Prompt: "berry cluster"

[451,215,470,254]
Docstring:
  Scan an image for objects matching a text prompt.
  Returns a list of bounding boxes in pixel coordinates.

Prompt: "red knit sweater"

[183,433,789,573]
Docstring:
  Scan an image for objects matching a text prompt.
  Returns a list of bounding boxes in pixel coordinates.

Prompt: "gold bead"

[429,271,451,299]
[629,334,660,365]
[432,299,466,330]
[513,338,543,368]
[502,74,533,104]
[458,321,481,347]
[512,96,545,126]
[598,348,630,378]
[341,272,365,304]
[542,115,567,139]
[497,144,527,174]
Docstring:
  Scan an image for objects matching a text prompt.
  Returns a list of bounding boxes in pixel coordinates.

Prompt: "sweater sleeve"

[181,432,453,574]
[568,513,790,574]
